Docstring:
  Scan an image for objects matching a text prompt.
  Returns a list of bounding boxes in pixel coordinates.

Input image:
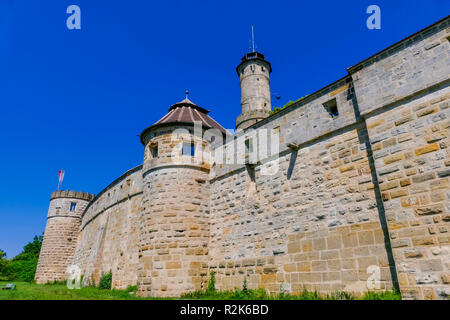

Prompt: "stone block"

[414,143,439,156]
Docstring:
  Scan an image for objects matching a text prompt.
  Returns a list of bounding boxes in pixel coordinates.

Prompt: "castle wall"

[208,17,449,299]
[349,20,449,117]
[36,17,449,299]
[72,166,143,289]
[350,18,450,299]
[209,76,395,294]
[364,85,449,300]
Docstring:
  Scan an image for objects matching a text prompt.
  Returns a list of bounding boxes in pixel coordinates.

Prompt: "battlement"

[50,190,95,201]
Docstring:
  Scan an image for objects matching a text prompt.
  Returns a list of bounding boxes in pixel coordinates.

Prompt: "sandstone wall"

[36,17,449,299]
[350,18,450,299]
[35,191,92,283]
[365,85,449,299]
[72,165,143,289]
[138,125,211,297]
[209,75,395,294]
[208,17,449,299]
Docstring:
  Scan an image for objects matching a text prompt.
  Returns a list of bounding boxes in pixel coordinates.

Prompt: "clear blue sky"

[0,0,448,257]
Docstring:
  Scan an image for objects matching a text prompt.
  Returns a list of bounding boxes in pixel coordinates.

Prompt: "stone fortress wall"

[72,165,143,289]
[35,17,449,299]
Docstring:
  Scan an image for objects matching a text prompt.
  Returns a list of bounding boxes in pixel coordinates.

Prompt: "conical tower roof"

[140,97,229,145]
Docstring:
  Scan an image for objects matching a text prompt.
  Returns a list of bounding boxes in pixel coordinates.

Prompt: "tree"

[0,249,10,279]
[4,234,43,282]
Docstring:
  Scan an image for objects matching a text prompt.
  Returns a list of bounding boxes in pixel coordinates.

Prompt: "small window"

[246,164,256,183]
[245,138,253,153]
[323,98,339,118]
[182,142,195,156]
[250,65,255,72]
[70,202,77,212]
[150,143,158,158]
[261,66,265,72]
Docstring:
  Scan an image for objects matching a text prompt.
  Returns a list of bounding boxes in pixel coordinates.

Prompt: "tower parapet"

[35,190,94,283]
[51,190,95,201]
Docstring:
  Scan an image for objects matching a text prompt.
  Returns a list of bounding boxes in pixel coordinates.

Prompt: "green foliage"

[181,285,401,300]
[0,281,401,300]
[98,271,112,290]
[125,285,137,293]
[269,95,309,116]
[361,290,402,300]
[5,259,38,282]
[207,271,216,293]
[0,235,43,282]
[0,281,168,300]
[0,249,9,279]
[326,291,355,300]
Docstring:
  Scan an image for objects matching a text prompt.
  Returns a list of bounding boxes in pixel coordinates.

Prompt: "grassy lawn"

[0,281,401,300]
[0,281,164,300]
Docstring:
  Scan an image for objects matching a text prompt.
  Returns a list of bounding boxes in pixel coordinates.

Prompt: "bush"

[207,271,216,293]
[361,290,402,300]
[125,285,137,293]
[6,258,38,282]
[0,249,10,279]
[98,271,112,290]
[0,235,43,282]
[269,96,309,116]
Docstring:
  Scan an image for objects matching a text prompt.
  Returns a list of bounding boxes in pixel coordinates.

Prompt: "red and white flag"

[58,170,65,190]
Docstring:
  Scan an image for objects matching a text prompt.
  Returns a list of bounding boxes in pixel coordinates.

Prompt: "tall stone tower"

[236,51,272,130]
[138,97,228,297]
[35,190,94,283]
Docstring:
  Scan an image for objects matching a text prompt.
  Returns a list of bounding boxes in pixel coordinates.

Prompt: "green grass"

[181,288,401,300]
[0,281,165,300]
[0,281,401,300]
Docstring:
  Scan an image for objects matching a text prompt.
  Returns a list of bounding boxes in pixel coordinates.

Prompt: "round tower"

[236,51,272,130]
[35,190,94,284]
[138,97,227,297]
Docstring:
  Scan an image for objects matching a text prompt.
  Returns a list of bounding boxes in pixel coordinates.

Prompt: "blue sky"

[0,1,448,257]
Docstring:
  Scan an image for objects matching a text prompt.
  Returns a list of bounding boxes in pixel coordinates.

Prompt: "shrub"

[326,291,355,300]
[361,290,401,300]
[125,285,137,293]
[207,271,216,293]
[98,271,112,290]
[269,96,309,116]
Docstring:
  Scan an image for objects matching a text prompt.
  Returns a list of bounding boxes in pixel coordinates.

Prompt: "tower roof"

[236,51,272,75]
[140,97,229,145]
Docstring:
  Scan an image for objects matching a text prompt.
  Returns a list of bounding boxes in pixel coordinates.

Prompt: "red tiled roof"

[140,98,229,144]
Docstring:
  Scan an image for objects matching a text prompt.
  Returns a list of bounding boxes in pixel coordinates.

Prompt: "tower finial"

[251,25,255,52]
[185,90,189,99]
